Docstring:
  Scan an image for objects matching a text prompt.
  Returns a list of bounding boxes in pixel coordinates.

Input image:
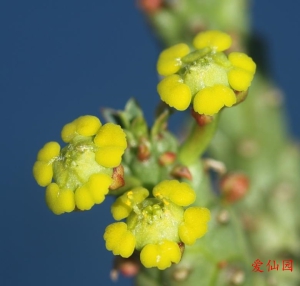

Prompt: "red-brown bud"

[178,242,185,257]
[110,255,140,281]
[220,173,249,203]
[171,165,192,180]
[191,109,214,126]
[137,0,162,13]
[234,90,248,105]
[109,165,125,191]
[217,260,228,269]
[137,138,151,161]
[158,151,176,166]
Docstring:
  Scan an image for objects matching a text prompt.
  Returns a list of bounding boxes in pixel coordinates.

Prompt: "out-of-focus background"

[1,1,299,285]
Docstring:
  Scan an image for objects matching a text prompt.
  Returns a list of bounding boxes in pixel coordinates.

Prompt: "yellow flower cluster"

[156,30,256,116]
[33,115,127,214]
[104,180,210,270]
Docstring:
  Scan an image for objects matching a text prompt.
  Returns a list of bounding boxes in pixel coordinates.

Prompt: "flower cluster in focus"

[104,180,210,270]
[33,115,127,214]
[157,30,256,115]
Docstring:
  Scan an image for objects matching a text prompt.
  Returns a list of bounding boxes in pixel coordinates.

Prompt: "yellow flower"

[156,30,256,116]
[105,180,210,269]
[33,115,127,214]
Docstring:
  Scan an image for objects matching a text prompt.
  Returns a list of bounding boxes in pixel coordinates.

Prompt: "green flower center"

[127,198,184,250]
[180,50,232,96]
[52,135,110,190]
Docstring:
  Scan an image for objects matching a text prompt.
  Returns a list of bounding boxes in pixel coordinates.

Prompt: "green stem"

[178,114,219,165]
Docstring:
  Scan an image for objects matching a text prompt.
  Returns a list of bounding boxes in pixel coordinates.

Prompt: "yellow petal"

[157,75,191,111]
[193,85,236,116]
[75,115,102,137]
[228,68,254,91]
[193,30,232,52]
[157,43,190,76]
[33,161,53,187]
[75,186,94,210]
[94,123,127,149]
[95,146,124,168]
[61,122,77,143]
[228,52,256,73]
[87,173,112,204]
[37,141,60,162]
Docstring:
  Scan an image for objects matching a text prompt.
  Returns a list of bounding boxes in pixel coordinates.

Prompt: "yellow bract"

[153,180,196,206]
[193,30,232,52]
[157,74,192,111]
[157,43,190,76]
[104,222,136,258]
[88,173,112,204]
[37,141,60,162]
[75,185,94,210]
[33,161,53,187]
[45,173,112,213]
[33,141,60,187]
[228,52,256,73]
[140,240,181,270]
[228,52,256,91]
[45,183,75,215]
[61,115,102,143]
[228,69,253,91]
[74,173,112,211]
[94,123,127,168]
[193,85,236,116]
[95,146,125,168]
[111,187,149,220]
[94,123,127,148]
[179,207,210,245]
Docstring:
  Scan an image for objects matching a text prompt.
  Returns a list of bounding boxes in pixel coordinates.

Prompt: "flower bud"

[138,0,162,13]
[137,138,151,161]
[110,253,140,281]
[171,165,192,180]
[191,109,214,126]
[220,173,249,203]
[158,151,176,166]
[109,165,125,191]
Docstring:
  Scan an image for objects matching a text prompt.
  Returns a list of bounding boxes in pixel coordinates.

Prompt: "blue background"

[1,1,299,285]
